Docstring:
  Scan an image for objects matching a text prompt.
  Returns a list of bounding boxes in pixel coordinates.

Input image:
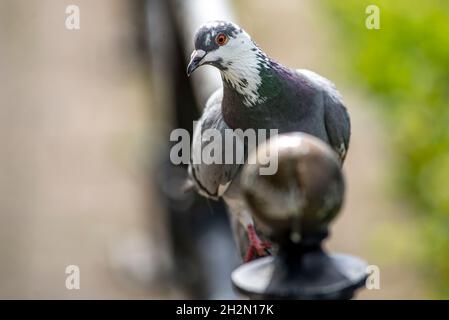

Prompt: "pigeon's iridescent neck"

[221,58,290,130]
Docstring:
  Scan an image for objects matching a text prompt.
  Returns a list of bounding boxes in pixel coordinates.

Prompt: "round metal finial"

[232,133,368,299]
[242,133,344,243]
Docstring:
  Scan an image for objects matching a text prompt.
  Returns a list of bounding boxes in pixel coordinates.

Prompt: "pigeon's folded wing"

[296,69,350,162]
[188,89,242,199]
[323,93,350,162]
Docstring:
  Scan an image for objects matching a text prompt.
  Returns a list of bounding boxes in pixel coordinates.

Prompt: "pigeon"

[186,21,350,262]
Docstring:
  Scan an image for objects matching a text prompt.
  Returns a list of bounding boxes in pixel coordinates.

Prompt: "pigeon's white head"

[188,21,270,106]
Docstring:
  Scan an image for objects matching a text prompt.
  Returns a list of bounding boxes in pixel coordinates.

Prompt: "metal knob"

[232,133,368,299]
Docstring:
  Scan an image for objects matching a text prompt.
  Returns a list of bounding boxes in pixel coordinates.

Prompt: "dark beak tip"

[187,61,198,77]
[187,50,206,77]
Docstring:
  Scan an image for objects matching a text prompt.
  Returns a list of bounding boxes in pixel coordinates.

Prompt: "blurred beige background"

[0,0,427,298]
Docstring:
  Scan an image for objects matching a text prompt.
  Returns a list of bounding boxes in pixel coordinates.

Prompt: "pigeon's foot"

[244,224,272,263]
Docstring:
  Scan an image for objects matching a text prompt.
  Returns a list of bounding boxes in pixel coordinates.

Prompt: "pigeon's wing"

[188,88,242,200]
[296,69,351,162]
[323,94,351,162]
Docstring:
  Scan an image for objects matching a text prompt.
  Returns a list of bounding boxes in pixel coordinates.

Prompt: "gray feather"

[188,89,242,199]
[295,69,350,162]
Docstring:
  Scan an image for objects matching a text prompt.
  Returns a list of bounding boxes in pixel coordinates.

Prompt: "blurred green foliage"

[323,0,449,297]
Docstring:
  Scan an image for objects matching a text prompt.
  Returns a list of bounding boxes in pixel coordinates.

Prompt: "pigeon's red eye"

[215,33,228,46]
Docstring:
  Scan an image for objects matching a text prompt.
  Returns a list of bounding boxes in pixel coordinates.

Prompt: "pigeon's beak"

[187,49,206,76]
